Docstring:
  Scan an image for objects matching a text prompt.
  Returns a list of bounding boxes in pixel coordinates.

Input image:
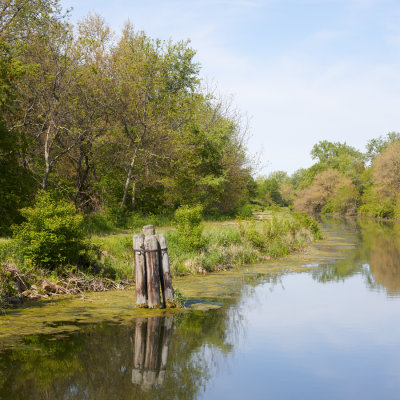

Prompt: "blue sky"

[61,0,400,174]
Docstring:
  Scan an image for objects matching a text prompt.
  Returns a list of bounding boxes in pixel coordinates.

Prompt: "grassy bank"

[0,209,321,311]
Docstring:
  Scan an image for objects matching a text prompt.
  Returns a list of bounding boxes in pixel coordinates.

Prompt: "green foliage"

[322,184,359,215]
[239,222,267,251]
[82,213,118,235]
[366,132,400,162]
[236,204,253,219]
[292,211,322,240]
[130,212,173,229]
[173,287,185,308]
[239,212,321,257]
[255,171,290,206]
[174,205,205,251]
[12,191,90,270]
[0,266,10,311]
[207,226,242,247]
[0,2,254,237]
[0,239,24,266]
[359,188,395,218]
[91,234,133,281]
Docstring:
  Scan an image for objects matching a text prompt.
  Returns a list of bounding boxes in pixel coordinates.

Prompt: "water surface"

[1,217,400,399]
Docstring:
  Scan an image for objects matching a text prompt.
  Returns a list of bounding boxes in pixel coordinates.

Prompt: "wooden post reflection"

[132,318,146,385]
[157,316,173,384]
[132,316,174,390]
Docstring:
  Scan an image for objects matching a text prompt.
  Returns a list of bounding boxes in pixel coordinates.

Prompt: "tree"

[366,132,400,163]
[109,23,200,210]
[0,39,35,234]
[310,140,365,186]
[294,169,354,214]
[360,141,400,218]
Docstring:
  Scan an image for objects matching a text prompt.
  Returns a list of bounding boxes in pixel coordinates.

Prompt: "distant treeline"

[0,0,253,235]
[255,134,400,219]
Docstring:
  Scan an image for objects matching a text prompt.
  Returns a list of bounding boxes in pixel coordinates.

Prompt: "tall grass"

[0,209,322,296]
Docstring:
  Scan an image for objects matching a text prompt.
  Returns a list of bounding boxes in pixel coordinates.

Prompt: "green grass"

[0,209,322,305]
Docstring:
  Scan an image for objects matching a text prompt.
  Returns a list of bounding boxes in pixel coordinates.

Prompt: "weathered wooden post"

[157,315,174,384]
[133,224,175,309]
[144,235,161,308]
[133,234,147,307]
[142,224,155,236]
[157,233,174,305]
[132,318,146,385]
[143,316,161,390]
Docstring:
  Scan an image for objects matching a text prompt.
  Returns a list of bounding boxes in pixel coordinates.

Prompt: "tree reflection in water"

[0,305,243,400]
[313,217,400,296]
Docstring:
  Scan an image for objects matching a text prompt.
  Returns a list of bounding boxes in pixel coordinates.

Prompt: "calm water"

[1,217,400,399]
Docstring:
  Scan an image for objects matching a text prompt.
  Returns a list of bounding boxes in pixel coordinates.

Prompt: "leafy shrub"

[292,211,322,240]
[173,287,185,308]
[12,191,90,270]
[239,222,267,251]
[83,213,117,235]
[0,271,8,311]
[236,204,253,219]
[174,205,205,251]
[105,205,130,228]
[359,188,395,219]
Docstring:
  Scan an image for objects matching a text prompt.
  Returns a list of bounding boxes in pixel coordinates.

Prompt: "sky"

[60,0,400,175]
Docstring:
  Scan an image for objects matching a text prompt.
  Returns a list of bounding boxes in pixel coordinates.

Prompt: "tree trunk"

[42,126,51,190]
[121,148,138,209]
[132,179,137,210]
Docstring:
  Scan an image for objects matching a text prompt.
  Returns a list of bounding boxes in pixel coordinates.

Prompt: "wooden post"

[157,233,174,305]
[133,234,147,307]
[157,315,174,384]
[143,316,161,390]
[132,318,146,385]
[144,235,161,308]
[142,225,155,236]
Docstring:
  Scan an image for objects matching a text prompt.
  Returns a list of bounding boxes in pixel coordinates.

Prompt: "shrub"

[12,191,90,270]
[292,211,322,240]
[236,204,253,219]
[239,222,267,251]
[359,187,395,219]
[174,205,205,251]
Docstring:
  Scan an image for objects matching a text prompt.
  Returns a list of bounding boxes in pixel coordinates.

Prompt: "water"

[1,217,400,399]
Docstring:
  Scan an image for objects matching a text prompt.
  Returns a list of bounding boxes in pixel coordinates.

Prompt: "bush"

[12,191,90,270]
[292,211,322,240]
[236,204,253,219]
[174,205,205,251]
[359,187,395,218]
[239,222,267,251]
[83,213,117,235]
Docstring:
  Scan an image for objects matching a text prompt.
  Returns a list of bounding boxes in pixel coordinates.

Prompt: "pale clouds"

[62,0,400,174]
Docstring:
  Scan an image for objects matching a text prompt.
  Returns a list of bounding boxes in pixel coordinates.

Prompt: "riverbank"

[0,217,354,348]
[0,209,321,311]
